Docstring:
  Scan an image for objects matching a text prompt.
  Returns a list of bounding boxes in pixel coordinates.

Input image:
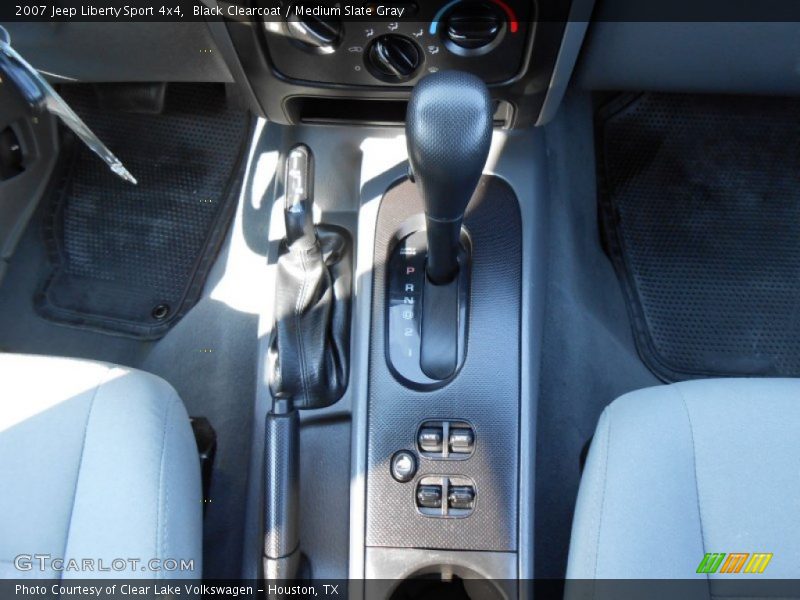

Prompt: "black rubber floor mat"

[36,84,250,338]
[598,93,800,381]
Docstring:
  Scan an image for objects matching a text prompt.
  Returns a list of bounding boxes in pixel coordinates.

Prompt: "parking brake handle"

[263,144,352,580]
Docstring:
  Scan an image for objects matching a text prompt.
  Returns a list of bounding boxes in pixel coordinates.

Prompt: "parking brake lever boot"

[267,145,351,409]
[406,70,492,285]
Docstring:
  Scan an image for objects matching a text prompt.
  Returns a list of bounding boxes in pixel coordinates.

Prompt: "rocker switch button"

[418,427,444,453]
[449,428,474,454]
[448,485,475,510]
[416,484,443,509]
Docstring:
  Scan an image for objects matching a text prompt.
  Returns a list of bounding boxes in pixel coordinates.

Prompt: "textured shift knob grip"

[406,71,493,222]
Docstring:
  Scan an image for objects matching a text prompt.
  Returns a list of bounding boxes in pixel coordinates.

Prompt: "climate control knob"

[366,35,422,83]
[443,1,505,55]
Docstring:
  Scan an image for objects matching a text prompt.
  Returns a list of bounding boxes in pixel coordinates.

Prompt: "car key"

[0,26,137,184]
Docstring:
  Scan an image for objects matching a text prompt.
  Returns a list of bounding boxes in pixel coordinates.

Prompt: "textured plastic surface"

[598,92,800,380]
[264,408,300,560]
[37,84,250,338]
[367,175,521,551]
[406,71,492,223]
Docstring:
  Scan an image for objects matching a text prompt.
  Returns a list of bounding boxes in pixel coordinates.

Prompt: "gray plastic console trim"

[483,131,549,581]
[349,141,409,581]
[576,22,800,95]
[535,0,594,125]
[200,0,266,116]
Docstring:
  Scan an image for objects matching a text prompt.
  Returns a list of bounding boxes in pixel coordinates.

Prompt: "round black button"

[390,450,418,482]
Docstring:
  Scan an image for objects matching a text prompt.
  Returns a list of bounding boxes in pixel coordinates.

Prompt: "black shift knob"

[406,70,492,284]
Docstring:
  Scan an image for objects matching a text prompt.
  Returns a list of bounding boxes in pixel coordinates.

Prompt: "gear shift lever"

[406,71,493,284]
[400,71,492,380]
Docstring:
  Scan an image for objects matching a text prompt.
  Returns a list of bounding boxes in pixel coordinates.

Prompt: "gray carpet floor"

[534,91,660,578]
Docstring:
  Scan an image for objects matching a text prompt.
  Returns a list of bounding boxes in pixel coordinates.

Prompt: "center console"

[251,119,548,597]
[240,0,579,594]
[356,74,522,595]
[366,173,521,576]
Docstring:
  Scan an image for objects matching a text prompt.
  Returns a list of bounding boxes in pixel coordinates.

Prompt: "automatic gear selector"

[387,71,492,386]
[406,70,492,284]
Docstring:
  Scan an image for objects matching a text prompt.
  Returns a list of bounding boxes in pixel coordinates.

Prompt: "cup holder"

[388,566,507,600]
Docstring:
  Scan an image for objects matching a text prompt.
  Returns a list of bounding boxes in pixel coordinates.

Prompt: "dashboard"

[8,1,800,129]
[260,1,533,86]
[224,0,576,127]
[0,0,582,128]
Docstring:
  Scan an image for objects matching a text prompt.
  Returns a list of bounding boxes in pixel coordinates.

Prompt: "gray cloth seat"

[567,379,800,579]
[0,353,202,579]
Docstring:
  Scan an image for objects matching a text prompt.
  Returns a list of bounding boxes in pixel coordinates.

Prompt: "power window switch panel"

[416,485,443,509]
[418,427,444,453]
[449,428,474,453]
[448,485,475,510]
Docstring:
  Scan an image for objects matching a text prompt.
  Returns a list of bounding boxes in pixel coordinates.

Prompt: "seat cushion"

[567,379,800,579]
[0,354,202,579]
